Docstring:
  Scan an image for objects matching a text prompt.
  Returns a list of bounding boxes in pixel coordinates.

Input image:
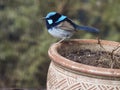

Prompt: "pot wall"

[47,61,120,90]
[47,39,120,90]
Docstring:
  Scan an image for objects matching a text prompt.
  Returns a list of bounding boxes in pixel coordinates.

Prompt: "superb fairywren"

[44,12,99,43]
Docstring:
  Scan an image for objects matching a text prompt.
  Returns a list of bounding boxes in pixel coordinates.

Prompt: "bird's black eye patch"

[50,13,61,23]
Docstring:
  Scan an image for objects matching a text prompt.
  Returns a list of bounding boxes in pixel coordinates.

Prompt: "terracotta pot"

[47,39,120,90]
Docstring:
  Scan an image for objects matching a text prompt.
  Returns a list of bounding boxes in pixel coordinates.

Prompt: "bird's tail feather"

[75,25,99,34]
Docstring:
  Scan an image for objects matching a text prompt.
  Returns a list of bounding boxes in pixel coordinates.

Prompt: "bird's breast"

[48,27,74,39]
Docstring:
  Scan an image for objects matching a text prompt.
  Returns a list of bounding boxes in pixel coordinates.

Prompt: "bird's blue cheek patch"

[48,19,53,24]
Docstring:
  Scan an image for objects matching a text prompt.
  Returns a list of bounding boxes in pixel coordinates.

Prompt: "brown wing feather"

[56,21,75,31]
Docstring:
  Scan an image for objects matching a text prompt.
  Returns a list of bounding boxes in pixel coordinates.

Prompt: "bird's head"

[43,12,67,29]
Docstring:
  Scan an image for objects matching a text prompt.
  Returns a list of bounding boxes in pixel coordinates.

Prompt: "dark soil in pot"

[57,40,120,69]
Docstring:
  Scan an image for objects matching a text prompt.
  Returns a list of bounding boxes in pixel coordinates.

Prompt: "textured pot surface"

[47,39,120,90]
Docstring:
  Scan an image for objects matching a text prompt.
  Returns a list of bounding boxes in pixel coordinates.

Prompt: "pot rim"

[48,39,120,77]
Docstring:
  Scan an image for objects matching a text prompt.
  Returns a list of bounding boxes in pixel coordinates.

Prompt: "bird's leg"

[56,38,66,44]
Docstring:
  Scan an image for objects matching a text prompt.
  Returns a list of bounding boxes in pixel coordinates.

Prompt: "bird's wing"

[56,21,75,31]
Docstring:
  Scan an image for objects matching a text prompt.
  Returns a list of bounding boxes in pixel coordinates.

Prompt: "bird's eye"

[47,19,53,24]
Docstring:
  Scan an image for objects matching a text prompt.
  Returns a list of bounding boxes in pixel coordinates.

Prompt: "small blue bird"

[44,12,99,43]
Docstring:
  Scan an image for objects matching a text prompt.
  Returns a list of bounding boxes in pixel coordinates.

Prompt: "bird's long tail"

[75,25,99,34]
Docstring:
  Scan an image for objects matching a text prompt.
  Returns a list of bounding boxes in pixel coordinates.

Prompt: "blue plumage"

[47,19,53,24]
[75,25,99,33]
[44,12,99,42]
[55,15,67,23]
[46,12,56,18]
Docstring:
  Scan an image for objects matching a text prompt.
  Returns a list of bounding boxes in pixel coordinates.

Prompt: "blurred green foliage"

[0,0,120,88]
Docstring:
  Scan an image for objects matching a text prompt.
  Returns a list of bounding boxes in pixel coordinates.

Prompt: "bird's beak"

[40,17,46,20]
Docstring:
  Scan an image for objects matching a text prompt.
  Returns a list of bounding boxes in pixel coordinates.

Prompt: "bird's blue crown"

[45,12,57,18]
